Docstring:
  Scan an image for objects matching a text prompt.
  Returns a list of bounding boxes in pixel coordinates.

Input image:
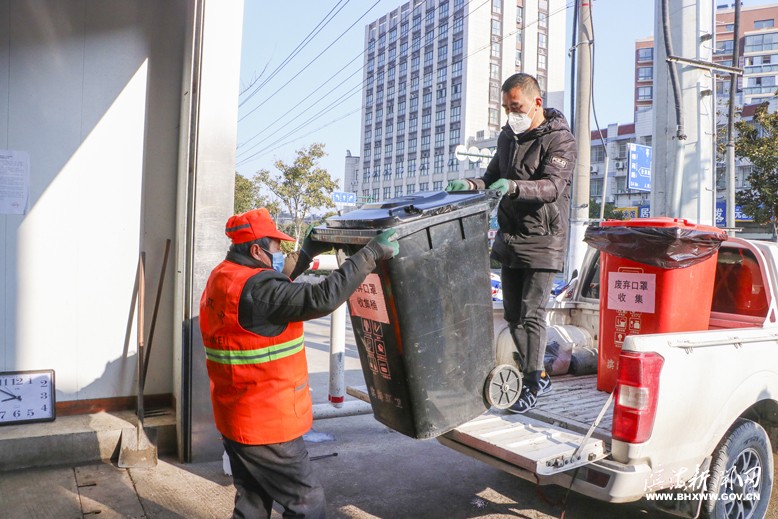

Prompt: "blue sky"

[234,0,773,188]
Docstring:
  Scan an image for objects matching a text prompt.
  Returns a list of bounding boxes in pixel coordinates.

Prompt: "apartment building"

[634,3,778,112]
[347,0,568,202]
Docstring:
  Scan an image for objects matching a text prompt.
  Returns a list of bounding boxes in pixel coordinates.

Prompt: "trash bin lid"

[598,216,724,235]
[324,190,495,229]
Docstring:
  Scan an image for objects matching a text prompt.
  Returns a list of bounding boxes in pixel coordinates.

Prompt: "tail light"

[612,352,664,444]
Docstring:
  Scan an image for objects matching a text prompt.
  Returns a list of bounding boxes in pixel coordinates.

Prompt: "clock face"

[0,370,56,426]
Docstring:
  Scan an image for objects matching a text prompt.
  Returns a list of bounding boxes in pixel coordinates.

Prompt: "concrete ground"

[1,313,776,518]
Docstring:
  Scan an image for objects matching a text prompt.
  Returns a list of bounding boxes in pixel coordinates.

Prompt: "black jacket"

[226,247,378,338]
[480,108,576,271]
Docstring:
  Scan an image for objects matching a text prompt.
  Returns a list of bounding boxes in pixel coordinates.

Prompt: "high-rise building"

[633,3,778,113]
[348,0,568,202]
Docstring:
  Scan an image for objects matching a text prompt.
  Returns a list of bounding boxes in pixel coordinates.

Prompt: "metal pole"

[569,0,580,129]
[328,303,347,408]
[725,0,741,237]
[567,0,593,277]
[599,155,610,221]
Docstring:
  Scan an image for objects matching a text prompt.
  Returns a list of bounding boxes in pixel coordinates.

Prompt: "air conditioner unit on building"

[614,160,627,169]
[590,165,599,174]
[606,195,616,204]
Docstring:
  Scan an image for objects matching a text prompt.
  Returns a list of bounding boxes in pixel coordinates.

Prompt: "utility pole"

[725,0,742,237]
[651,0,715,223]
[566,0,592,278]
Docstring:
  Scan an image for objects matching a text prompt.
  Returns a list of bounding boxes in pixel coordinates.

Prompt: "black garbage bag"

[584,224,727,269]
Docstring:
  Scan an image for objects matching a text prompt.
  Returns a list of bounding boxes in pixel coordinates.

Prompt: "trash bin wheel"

[484,364,522,409]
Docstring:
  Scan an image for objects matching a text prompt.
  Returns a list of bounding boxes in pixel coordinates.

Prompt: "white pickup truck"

[436,236,778,519]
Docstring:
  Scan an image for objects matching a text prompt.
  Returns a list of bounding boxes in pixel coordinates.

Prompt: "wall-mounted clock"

[0,369,56,426]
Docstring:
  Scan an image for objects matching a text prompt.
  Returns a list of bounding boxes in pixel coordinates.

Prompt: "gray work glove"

[364,228,400,261]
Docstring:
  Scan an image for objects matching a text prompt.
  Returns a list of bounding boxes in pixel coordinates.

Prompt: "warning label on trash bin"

[606,271,656,313]
[349,273,389,323]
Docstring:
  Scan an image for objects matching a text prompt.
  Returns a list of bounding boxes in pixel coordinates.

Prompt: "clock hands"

[0,388,21,402]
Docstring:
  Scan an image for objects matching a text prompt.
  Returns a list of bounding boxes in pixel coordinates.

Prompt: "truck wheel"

[484,364,522,409]
[701,418,773,519]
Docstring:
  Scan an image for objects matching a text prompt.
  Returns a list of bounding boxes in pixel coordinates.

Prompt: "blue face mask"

[262,249,285,273]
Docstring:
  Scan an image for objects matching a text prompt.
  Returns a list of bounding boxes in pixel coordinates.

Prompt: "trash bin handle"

[617,267,644,274]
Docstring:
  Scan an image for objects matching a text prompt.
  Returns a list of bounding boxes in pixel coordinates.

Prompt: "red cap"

[225,208,294,244]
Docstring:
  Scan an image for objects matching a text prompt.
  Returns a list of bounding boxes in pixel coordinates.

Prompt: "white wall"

[0,0,187,402]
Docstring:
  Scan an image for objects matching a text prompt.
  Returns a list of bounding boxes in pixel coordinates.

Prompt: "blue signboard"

[715,200,754,227]
[638,205,650,218]
[627,143,652,192]
[331,191,357,206]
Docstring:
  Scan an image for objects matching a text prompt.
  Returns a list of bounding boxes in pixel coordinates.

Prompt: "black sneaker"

[508,386,537,414]
[537,372,552,396]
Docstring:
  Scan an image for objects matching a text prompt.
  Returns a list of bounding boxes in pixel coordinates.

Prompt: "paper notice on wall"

[0,150,30,214]
[348,273,390,324]
[607,271,656,314]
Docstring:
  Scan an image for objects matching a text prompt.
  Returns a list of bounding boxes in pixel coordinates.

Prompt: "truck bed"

[527,374,612,441]
[348,374,612,477]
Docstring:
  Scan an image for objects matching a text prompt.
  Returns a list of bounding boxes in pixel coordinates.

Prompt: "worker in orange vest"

[200,208,398,518]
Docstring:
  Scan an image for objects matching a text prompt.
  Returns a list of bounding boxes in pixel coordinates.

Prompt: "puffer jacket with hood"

[476,107,576,271]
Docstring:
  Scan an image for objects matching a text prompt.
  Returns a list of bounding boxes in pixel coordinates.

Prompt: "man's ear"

[249,243,263,261]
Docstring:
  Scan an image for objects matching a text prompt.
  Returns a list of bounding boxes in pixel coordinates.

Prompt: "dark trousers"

[500,267,556,385]
[223,436,326,519]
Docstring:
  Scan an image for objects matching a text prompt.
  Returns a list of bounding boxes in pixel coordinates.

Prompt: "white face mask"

[507,105,537,135]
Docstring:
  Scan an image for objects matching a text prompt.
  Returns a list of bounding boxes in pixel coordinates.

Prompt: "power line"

[237,0,491,167]
[238,0,381,123]
[239,0,351,107]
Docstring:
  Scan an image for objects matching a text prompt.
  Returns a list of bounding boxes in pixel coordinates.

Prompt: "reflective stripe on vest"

[204,334,305,365]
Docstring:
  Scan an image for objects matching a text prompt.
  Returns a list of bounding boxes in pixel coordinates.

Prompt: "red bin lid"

[599,216,725,235]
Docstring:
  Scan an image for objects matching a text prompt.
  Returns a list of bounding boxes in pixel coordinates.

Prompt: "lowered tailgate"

[440,411,608,476]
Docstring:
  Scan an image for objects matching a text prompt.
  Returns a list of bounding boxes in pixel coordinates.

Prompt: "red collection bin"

[584,218,727,392]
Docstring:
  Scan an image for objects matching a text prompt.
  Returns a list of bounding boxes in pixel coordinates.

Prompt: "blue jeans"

[500,267,556,384]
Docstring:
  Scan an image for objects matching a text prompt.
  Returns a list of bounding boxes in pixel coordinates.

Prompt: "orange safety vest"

[199,261,312,445]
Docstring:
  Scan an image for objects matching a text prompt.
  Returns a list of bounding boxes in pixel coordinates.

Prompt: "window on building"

[453,38,463,55]
[449,128,460,145]
[373,188,380,201]
[368,39,376,53]
[383,187,391,200]
[398,101,406,116]
[490,83,500,102]
[438,45,448,61]
[437,86,447,103]
[452,61,463,77]
[410,115,418,133]
[492,0,502,14]
[637,47,653,62]
[715,39,734,55]
[453,16,463,33]
[425,30,434,46]
[538,53,546,70]
[420,182,429,191]
[365,112,373,125]
[637,86,652,101]
[395,186,403,197]
[422,114,431,130]
[451,81,462,99]
[426,9,434,26]
[408,158,416,175]
[409,136,417,152]
[516,50,522,66]
[412,55,420,71]
[385,143,393,156]
[423,92,432,108]
[490,63,500,79]
[489,108,499,125]
[438,66,448,82]
[745,32,778,53]
[537,74,546,93]
[378,53,386,67]
[539,11,547,29]
[449,152,459,170]
[516,6,523,25]
[439,22,448,40]
[591,145,605,163]
[435,109,446,125]
[450,105,461,121]
[491,42,501,58]
[637,66,653,81]
[755,19,775,30]
[538,33,547,50]
[433,181,443,190]
[539,0,548,11]
[407,183,416,194]
[413,15,421,31]
[376,108,383,122]
[492,19,501,35]
[386,122,394,138]
[590,178,602,196]
[389,47,397,61]
[424,50,434,66]
[440,1,449,18]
